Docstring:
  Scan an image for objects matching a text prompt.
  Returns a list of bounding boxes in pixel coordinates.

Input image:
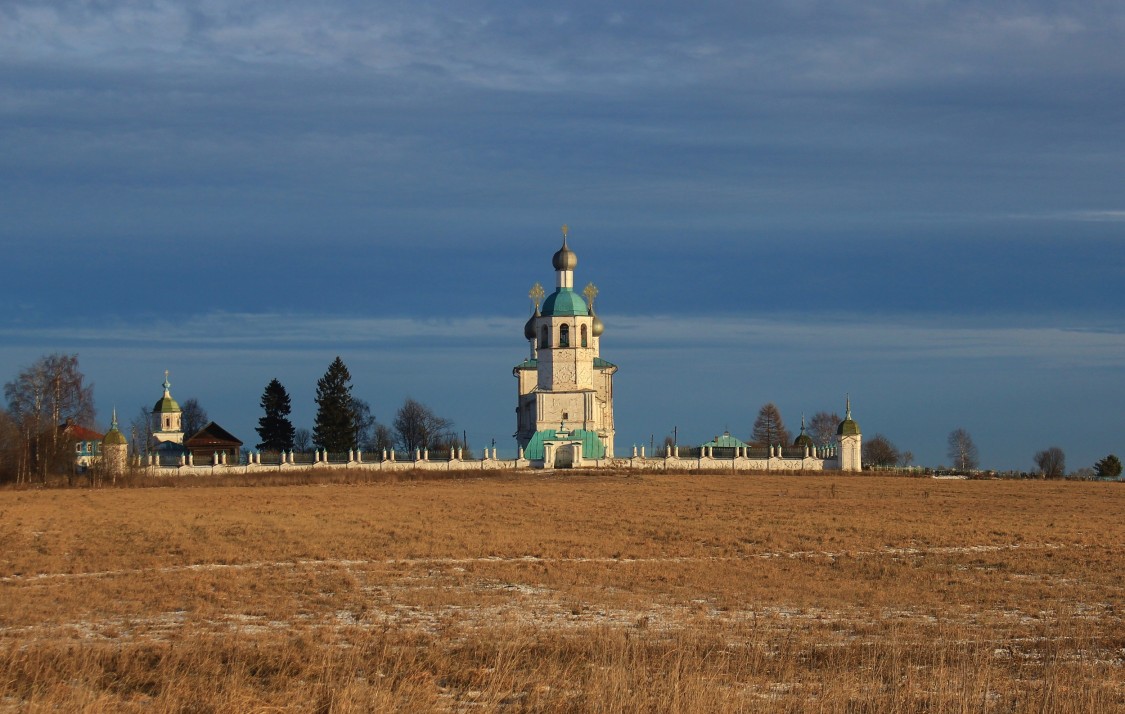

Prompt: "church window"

[541,325,550,348]
[581,324,588,347]
[560,324,570,347]
[165,417,171,429]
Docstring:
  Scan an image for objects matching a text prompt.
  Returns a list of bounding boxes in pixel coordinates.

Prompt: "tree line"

[255,356,465,456]
[2,353,1122,481]
[0,353,467,483]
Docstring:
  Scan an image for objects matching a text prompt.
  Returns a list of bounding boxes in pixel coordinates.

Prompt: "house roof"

[59,421,104,441]
[185,421,243,447]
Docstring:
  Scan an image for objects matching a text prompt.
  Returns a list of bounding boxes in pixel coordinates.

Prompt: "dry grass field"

[0,471,1121,712]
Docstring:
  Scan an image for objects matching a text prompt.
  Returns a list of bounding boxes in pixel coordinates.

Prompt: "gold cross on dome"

[561,224,569,240]
[529,282,545,309]
[583,282,598,307]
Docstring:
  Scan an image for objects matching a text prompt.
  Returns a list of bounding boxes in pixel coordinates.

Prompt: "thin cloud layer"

[2,311,1121,368]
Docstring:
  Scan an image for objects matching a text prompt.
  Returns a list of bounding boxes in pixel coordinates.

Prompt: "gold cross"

[583,282,598,308]
[529,282,545,310]
[561,224,568,240]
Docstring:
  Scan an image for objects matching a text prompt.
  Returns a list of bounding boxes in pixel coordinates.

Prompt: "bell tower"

[152,371,184,447]
[514,227,617,464]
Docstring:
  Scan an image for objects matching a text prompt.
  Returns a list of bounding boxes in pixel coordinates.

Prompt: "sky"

[1,1,1123,471]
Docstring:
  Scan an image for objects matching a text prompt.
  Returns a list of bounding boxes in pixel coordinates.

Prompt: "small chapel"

[514,227,617,467]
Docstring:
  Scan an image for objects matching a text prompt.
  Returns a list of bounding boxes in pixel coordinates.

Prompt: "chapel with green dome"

[151,371,186,454]
[514,226,617,466]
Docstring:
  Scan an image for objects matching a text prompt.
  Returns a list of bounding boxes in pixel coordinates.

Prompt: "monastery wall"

[139,451,841,476]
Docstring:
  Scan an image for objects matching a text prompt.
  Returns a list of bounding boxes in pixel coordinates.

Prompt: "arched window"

[580,324,588,347]
[559,324,570,347]
[541,325,550,348]
[165,417,171,429]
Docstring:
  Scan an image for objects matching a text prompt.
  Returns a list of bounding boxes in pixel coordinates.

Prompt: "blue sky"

[1,1,1122,470]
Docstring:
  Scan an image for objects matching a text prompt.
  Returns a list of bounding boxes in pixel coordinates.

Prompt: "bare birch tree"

[947,428,979,471]
[808,411,841,448]
[3,354,94,482]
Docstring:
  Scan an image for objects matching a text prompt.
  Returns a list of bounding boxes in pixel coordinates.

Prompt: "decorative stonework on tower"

[514,226,617,466]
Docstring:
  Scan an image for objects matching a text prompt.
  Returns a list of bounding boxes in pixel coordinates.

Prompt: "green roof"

[702,432,749,449]
[593,357,616,369]
[541,288,589,317]
[153,396,181,413]
[523,428,605,460]
[837,418,860,436]
[102,427,127,446]
[515,358,538,370]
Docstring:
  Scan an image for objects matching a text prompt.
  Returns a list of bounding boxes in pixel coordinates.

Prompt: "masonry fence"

[137,442,845,475]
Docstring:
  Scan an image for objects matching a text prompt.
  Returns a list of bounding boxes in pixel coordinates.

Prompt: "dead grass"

[0,473,1121,711]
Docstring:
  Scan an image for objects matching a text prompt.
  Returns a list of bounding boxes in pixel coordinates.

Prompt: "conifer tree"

[256,378,295,452]
[313,357,357,452]
[1094,454,1122,480]
[751,403,790,447]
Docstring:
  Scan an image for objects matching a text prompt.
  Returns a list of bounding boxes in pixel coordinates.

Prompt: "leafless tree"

[751,403,790,447]
[947,428,979,471]
[372,424,395,454]
[351,398,376,451]
[1034,446,1065,478]
[293,428,312,453]
[808,411,841,448]
[129,406,152,461]
[393,398,452,454]
[4,354,94,483]
[864,434,901,468]
[0,408,19,483]
[181,398,208,438]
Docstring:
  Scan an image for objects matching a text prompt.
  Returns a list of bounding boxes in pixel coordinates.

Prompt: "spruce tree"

[256,378,295,452]
[313,357,357,452]
[1094,454,1122,480]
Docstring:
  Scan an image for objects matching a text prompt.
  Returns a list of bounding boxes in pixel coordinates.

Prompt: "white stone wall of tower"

[840,433,862,472]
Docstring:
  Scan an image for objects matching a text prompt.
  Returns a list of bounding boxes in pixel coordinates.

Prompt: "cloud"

[5,2,1122,93]
[1,311,1121,369]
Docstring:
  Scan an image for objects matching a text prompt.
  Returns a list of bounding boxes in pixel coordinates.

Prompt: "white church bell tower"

[514,226,617,466]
